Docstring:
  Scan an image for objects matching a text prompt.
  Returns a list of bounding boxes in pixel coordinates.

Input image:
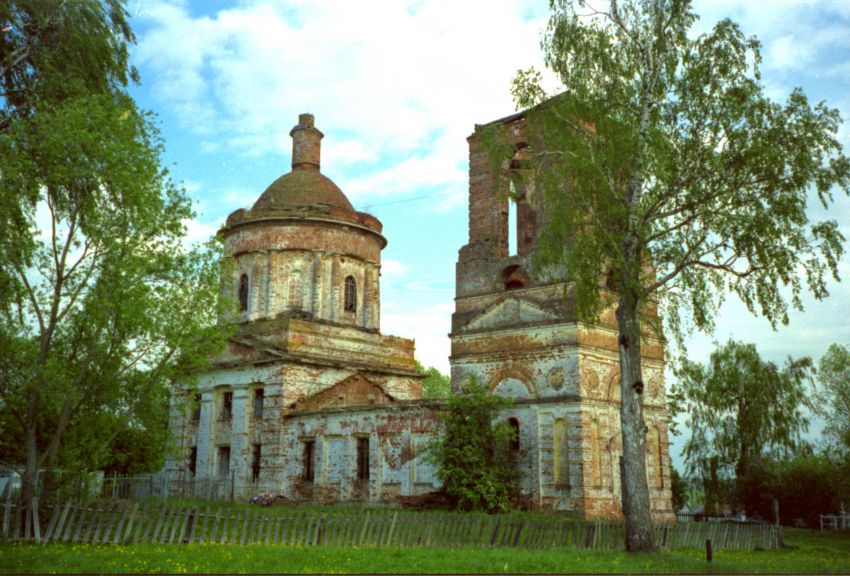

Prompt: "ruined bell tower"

[449,110,674,520]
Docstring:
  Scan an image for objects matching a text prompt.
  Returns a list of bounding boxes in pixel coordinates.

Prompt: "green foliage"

[427,380,520,513]
[415,361,451,399]
[738,452,850,527]
[816,343,850,456]
[0,0,230,504]
[672,340,815,510]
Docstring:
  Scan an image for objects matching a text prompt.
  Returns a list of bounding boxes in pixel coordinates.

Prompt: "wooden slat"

[298,511,307,546]
[129,503,145,544]
[134,503,151,544]
[31,500,41,543]
[197,506,210,544]
[148,504,166,544]
[157,506,172,544]
[399,512,412,547]
[262,509,272,544]
[211,507,223,544]
[311,512,321,546]
[229,509,240,545]
[185,507,198,544]
[51,502,73,544]
[88,503,105,544]
[42,503,60,543]
[339,510,350,546]
[357,511,369,546]
[219,507,231,545]
[110,503,128,545]
[99,502,119,544]
[72,504,91,543]
[278,511,289,545]
[289,511,300,546]
[85,503,102,544]
[115,502,135,545]
[166,507,180,544]
[153,505,170,544]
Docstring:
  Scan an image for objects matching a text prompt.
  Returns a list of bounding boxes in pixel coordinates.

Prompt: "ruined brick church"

[165,110,674,520]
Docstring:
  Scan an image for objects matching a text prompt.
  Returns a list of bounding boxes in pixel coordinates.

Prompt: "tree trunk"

[616,288,655,552]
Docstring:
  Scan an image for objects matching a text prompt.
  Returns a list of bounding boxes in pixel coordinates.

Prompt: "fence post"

[706,538,712,562]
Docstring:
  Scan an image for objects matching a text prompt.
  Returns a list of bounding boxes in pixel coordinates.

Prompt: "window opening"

[344,276,357,313]
[253,388,264,420]
[220,391,233,422]
[507,417,521,451]
[238,274,249,312]
[217,446,230,478]
[302,440,315,482]
[188,446,198,477]
[356,437,370,481]
[252,444,262,482]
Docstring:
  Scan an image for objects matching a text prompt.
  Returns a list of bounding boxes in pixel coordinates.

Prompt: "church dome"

[250,113,354,212]
[252,169,353,212]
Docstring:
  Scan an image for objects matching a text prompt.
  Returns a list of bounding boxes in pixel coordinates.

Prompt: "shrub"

[427,379,520,513]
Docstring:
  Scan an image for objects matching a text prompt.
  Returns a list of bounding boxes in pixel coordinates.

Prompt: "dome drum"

[220,114,384,332]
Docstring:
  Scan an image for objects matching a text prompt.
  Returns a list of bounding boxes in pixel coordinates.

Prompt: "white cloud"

[133,0,550,210]
[181,217,219,247]
[381,259,407,277]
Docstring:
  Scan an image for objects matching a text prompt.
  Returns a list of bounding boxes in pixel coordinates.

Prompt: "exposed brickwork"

[450,112,674,520]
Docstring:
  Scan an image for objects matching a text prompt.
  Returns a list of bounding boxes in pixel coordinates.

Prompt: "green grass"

[1,528,848,574]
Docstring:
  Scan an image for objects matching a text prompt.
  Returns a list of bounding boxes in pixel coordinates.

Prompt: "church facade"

[165,110,674,520]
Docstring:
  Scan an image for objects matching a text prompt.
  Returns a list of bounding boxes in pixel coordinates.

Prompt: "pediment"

[289,373,395,411]
[464,296,558,332]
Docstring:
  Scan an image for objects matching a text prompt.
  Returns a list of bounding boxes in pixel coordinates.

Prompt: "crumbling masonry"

[166,110,674,520]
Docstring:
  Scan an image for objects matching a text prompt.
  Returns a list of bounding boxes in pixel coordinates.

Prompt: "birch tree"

[509,0,849,551]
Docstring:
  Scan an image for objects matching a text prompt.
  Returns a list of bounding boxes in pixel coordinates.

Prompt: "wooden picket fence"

[1,500,783,550]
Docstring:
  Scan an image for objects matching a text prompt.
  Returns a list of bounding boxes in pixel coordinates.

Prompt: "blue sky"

[126,0,850,468]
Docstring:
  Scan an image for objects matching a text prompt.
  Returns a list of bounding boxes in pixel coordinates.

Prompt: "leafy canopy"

[672,340,814,486]
[0,0,229,502]
[508,0,849,351]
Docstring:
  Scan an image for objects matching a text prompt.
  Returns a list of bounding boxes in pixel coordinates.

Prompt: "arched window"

[238,274,249,312]
[344,275,357,313]
[507,417,520,451]
[288,270,302,309]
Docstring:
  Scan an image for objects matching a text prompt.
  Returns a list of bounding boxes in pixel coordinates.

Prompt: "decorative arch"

[488,364,537,398]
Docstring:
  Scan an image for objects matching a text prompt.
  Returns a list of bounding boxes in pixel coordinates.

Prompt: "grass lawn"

[0,528,848,574]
